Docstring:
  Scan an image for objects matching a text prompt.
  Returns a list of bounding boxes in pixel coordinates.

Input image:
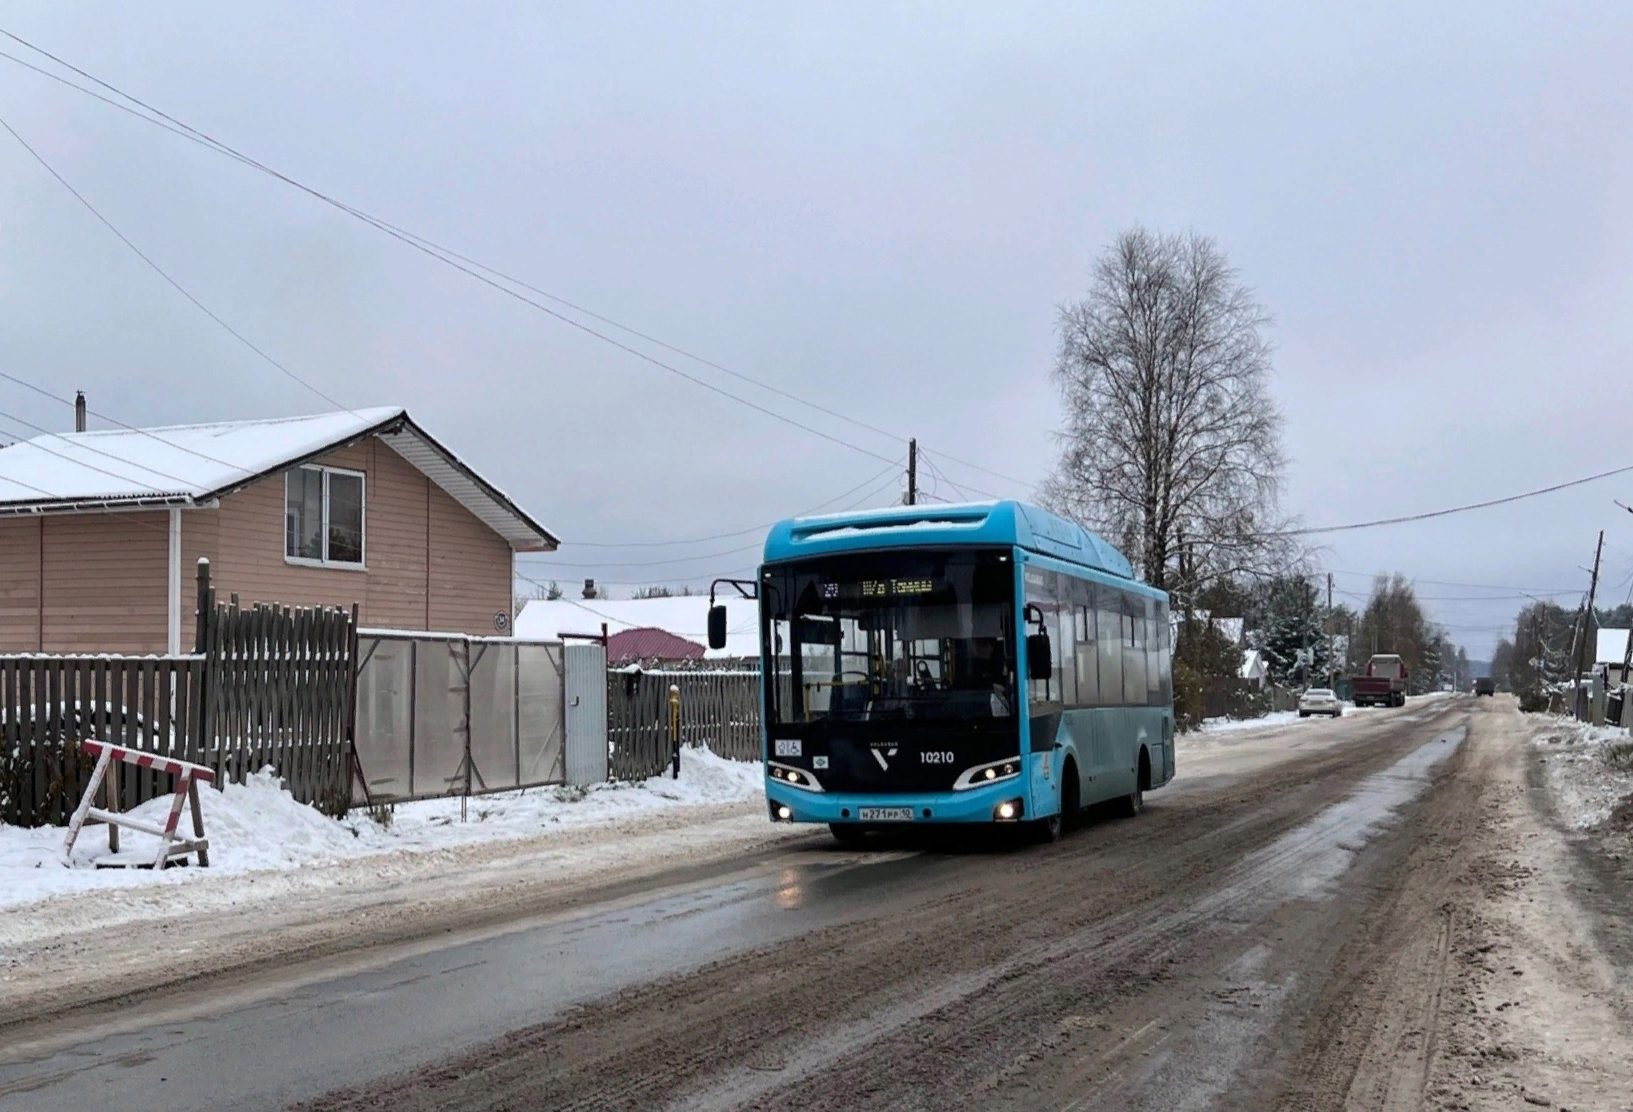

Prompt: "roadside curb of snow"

[1,745,767,926]
[1532,718,1633,832]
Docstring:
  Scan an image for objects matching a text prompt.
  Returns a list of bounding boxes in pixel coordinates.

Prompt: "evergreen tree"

[1489,639,1515,691]
[1249,575,1331,687]
[1508,601,1576,697]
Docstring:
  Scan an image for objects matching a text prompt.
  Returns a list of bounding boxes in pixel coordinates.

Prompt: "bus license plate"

[858,807,914,822]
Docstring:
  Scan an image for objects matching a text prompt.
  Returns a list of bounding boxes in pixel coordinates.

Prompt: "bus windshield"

[762,550,1015,726]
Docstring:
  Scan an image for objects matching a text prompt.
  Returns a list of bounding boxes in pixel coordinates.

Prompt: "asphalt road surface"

[4,697,1621,1111]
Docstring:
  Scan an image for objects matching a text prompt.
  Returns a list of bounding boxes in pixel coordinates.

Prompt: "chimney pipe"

[74,391,87,433]
[582,578,598,600]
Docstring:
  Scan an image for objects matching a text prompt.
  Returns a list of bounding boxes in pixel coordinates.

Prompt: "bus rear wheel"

[829,823,868,846]
[1116,785,1144,818]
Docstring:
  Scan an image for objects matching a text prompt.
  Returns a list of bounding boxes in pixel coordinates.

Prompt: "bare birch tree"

[1042,228,1291,593]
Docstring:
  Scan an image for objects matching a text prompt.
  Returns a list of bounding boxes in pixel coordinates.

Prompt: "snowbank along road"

[2,696,1630,1111]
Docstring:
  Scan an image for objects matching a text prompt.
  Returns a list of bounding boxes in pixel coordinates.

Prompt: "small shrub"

[1173,660,1204,733]
[1518,690,1551,714]
[1604,741,1633,771]
[366,799,395,830]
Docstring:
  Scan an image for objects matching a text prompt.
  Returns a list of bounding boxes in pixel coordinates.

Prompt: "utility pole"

[906,438,917,506]
[1575,531,1604,721]
[1579,530,1604,677]
[1326,571,1335,684]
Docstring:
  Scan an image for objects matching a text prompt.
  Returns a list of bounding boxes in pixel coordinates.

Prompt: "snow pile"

[375,745,764,849]
[0,746,764,912]
[1535,721,1633,831]
[1197,710,1304,735]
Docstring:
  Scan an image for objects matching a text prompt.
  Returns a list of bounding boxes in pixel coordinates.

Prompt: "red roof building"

[606,626,706,665]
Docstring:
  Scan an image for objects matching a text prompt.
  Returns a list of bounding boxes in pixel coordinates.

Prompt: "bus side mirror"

[707,605,728,650]
[1027,632,1052,682]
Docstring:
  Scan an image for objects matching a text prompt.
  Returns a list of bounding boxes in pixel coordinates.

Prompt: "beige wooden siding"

[363,437,433,628]
[41,512,169,653]
[0,518,43,651]
[427,483,514,634]
[204,436,513,635]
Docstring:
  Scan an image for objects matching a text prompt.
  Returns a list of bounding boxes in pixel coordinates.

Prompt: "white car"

[1298,688,1343,718]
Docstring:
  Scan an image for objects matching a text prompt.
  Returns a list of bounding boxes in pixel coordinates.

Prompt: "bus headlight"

[952,758,1022,791]
[768,762,825,793]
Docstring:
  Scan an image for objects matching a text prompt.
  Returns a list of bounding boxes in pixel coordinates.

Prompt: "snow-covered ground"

[1534,719,1633,831]
[0,745,763,913]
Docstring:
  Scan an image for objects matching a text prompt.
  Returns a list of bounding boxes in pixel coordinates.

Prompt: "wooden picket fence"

[0,560,358,827]
[0,655,205,827]
[197,563,358,815]
[607,669,760,780]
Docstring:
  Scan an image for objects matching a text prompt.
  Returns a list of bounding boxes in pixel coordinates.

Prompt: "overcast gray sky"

[3,1,1631,656]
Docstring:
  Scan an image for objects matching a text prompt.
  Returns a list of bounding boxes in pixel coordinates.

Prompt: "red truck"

[1351,654,1408,707]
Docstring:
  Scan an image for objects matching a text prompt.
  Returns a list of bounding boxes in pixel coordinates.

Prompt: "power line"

[0,32,1034,492]
[0,112,353,413]
[1268,462,1633,537]
[0,370,264,481]
[0,409,192,510]
[561,459,901,548]
[0,403,203,492]
[519,469,905,571]
[1332,586,1581,603]
[1325,568,1578,593]
[0,75,896,472]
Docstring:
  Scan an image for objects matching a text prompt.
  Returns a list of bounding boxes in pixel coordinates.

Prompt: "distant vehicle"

[1297,688,1343,718]
[1474,677,1495,697]
[1351,654,1408,708]
[710,500,1176,845]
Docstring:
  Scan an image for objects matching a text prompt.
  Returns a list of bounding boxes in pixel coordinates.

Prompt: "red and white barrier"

[63,740,215,869]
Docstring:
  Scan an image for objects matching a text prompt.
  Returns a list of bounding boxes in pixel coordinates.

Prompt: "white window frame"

[284,464,367,570]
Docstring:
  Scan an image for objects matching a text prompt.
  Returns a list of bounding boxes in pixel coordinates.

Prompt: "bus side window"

[1155,599,1173,706]
[1076,598,1099,706]
[1055,573,1077,707]
[1144,597,1163,705]
[1025,569,1053,707]
[1095,585,1122,705]
[1122,592,1146,706]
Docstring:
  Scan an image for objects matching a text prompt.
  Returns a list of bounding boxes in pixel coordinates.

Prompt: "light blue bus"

[708,500,1175,843]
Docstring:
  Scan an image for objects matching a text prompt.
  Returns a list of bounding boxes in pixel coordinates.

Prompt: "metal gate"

[564,642,608,786]
[353,632,581,803]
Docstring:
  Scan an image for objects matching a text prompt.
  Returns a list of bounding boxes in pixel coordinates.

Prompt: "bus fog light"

[995,800,1020,821]
[776,805,792,821]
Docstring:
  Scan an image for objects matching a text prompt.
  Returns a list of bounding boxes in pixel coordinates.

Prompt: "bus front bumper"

[765,776,1031,825]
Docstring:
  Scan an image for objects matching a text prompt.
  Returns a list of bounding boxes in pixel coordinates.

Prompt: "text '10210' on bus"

[707,500,1175,844]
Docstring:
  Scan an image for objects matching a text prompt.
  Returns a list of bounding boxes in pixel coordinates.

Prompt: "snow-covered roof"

[0,407,556,550]
[1192,610,1244,644]
[1597,628,1630,666]
[1240,649,1267,679]
[515,596,760,659]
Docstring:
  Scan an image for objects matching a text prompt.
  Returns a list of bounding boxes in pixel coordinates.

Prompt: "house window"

[285,466,365,567]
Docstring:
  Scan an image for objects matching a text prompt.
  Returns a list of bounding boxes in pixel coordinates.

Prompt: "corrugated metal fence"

[352,632,609,803]
[607,669,760,779]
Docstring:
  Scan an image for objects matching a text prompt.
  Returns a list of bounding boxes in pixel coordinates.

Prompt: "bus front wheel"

[1029,811,1063,844]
